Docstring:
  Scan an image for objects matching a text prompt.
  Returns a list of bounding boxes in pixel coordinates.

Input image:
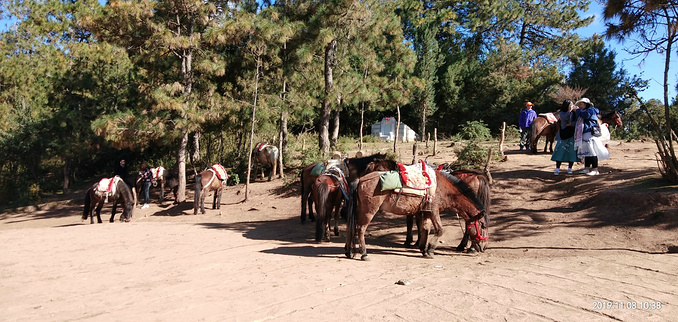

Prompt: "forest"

[1,0,677,206]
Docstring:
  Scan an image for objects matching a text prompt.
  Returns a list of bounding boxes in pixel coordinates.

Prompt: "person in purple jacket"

[519,101,537,150]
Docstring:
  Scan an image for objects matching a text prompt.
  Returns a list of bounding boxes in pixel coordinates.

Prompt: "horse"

[82,176,135,224]
[601,110,623,126]
[135,166,177,204]
[299,153,395,223]
[252,143,279,181]
[193,164,228,215]
[405,169,491,253]
[311,167,348,242]
[344,167,445,261]
[530,115,558,154]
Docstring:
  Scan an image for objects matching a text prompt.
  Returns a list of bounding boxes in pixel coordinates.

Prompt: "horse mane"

[438,170,488,217]
[601,110,618,118]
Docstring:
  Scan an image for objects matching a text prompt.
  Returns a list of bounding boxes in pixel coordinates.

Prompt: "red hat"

[526,102,533,106]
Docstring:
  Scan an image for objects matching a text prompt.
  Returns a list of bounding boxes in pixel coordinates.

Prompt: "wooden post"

[484,148,493,185]
[433,128,438,156]
[499,122,507,161]
[426,133,430,148]
[411,142,417,165]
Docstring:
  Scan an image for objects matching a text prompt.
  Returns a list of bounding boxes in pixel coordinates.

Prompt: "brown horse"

[530,116,558,153]
[406,169,490,253]
[82,177,136,224]
[311,168,348,242]
[601,110,623,126]
[299,153,395,223]
[193,165,228,215]
[252,143,279,181]
[345,170,444,260]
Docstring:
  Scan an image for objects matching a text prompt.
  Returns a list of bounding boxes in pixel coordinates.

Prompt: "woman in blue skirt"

[551,100,579,175]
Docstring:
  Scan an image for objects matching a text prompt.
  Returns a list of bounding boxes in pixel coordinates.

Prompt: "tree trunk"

[245,56,261,201]
[359,102,365,151]
[331,95,341,150]
[394,104,401,153]
[62,158,70,194]
[279,81,288,179]
[177,130,188,203]
[419,101,427,141]
[319,39,337,157]
[192,132,201,164]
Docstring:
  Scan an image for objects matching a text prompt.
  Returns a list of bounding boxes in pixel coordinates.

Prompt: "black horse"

[83,176,136,224]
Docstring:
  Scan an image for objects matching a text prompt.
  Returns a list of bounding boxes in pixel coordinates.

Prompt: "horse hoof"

[466,248,477,254]
[422,252,434,259]
[360,254,370,261]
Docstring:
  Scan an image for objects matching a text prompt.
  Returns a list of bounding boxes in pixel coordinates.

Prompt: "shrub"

[452,141,488,170]
[458,121,492,141]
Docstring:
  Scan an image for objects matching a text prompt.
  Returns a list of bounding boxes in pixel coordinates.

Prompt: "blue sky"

[1,1,673,103]
[578,2,674,102]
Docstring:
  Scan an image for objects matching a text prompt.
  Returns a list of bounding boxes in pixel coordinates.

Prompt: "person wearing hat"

[518,101,537,150]
[574,98,609,175]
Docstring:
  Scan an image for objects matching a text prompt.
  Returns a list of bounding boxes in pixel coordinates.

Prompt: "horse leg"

[200,188,207,214]
[405,215,414,247]
[357,224,369,261]
[271,158,277,181]
[159,179,165,203]
[95,204,103,224]
[110,201,117,223]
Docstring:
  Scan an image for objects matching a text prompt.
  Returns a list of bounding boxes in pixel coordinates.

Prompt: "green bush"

[458,121,492,141]
[452,141,488,171]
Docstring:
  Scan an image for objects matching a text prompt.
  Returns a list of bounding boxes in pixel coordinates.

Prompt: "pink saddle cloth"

[539,113,558,123]
[211,164,228,180]
[151,167,164,180]
[96,177,120,195]
[397,161,436,190]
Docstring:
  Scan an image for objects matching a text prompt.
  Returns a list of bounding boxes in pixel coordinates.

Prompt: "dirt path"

[1,140,677,320]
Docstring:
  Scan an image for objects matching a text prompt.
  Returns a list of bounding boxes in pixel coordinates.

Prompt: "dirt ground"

[1,139,677,321]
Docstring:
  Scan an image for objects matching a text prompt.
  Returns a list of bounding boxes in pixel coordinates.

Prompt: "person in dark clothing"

[114,159,131,187]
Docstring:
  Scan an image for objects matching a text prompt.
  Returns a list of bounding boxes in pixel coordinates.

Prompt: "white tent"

[370,117,418,142]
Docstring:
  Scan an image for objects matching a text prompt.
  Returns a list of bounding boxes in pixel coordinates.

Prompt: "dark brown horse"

[194,165,228,215]
[345,170,444,260]
[311,168,348,242]
[299,153,394,223]
[530,116,558,153]
[406,169,491,253]
[82,177,136,224]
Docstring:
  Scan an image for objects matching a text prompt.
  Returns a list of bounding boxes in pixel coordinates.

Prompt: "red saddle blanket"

[397,160,436,190]
[96,176,120,195]
[211,164,228,180]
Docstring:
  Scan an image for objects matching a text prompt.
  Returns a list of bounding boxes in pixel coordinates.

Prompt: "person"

[519,101,537,150]
[113,158,131,187]
[139,162,153,209]
[550,100,578,175]
[574,98,610,175]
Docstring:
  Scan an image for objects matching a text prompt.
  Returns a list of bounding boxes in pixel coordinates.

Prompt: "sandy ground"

[1,139,677,321]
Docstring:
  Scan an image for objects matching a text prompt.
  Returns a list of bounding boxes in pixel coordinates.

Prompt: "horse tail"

[529,120,539,151]
[82,189,92,220]
[315,181,329,242]
[346,180,359,255]
[194,174,202,214]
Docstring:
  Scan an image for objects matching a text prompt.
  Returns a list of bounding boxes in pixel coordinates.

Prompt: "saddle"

[324,165,350,200]
[211,164,228,181]
[380,161,437,212]
[539,113,558,123]
[254,142,268,157]
[151,167,164,180]
[95,176,121,203]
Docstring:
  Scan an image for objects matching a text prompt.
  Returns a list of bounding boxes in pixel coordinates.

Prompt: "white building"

[370,117,418,142]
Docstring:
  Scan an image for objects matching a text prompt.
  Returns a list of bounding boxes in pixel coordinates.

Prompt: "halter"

[467,219,489,242]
